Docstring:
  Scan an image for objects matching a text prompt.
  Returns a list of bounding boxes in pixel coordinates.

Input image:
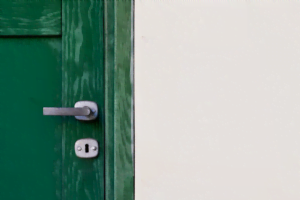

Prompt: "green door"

[0,0,104,199]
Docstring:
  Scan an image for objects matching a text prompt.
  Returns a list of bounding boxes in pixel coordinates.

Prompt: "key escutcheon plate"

[75,138,99,158]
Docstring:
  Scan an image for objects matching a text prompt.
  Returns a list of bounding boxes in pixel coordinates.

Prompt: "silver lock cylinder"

[75,138,99,158]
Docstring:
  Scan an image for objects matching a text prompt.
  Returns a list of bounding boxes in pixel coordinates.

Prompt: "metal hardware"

[75,138,99,158]
[43,107,90,116]
[43,101,98,121]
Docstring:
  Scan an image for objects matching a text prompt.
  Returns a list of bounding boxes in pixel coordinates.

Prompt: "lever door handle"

[43,101,98,121]
[43,107,91,116]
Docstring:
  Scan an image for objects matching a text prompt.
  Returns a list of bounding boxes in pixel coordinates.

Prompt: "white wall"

[135,1,300,199]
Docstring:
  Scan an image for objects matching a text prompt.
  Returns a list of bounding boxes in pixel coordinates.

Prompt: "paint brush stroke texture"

[0,0,61,35]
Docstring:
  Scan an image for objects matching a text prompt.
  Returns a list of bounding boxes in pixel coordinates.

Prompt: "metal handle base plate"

[74,101,98,121]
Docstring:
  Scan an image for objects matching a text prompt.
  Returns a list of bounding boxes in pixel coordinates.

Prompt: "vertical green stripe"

[104,0,115,199]
[62,0,105,199]
[105,0,134,199]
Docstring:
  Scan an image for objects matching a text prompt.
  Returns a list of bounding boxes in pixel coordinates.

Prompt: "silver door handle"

[43,107,91,116]
[43,101,98,121]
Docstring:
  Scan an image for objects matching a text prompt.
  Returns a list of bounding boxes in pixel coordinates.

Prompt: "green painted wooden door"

[0,1,104,199]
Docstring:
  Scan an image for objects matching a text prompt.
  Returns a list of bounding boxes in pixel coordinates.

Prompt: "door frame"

[104,0,134,199]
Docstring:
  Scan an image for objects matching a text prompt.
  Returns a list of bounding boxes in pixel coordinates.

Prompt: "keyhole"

[85,144,89,153]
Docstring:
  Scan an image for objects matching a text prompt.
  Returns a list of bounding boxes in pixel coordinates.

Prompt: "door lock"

[75,138,98,158]
[43,101,98,121]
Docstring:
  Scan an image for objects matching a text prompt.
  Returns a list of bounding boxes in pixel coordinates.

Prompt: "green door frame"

[104,0,134,200]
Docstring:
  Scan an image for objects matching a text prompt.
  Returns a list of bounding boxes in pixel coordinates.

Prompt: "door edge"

[104,0,134,199]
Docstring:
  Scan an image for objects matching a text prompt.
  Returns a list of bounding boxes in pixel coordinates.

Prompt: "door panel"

[0,37,62,199]
[0,0,61,36]
[0,0,105,199]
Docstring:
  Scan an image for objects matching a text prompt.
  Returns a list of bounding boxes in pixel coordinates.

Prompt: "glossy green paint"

[0,37,62,199]
[62,0,105,199]
[0,0,61,35]
[105,0,134,199]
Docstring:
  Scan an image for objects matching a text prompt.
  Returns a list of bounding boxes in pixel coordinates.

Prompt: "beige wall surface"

[135,1,300,199]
